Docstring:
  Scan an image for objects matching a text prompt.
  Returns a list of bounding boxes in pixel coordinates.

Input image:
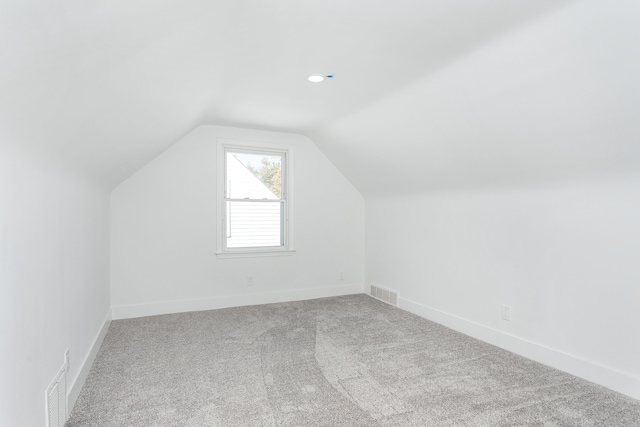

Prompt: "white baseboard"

[398,296,640,401]
[111,283,364,320]
[67,309,112,413]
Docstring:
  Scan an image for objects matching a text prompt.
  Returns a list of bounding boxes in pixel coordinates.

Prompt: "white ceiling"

[2,0,638,194]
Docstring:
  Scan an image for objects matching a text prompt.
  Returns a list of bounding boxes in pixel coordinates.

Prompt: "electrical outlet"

[339,270,344,280]
[501,305,511,322]
[247,275,254,286]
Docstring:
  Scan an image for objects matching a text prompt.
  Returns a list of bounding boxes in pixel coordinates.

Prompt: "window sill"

[216,249,296,259]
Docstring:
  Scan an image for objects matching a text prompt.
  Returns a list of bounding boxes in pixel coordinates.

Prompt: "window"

[216,139,294,258]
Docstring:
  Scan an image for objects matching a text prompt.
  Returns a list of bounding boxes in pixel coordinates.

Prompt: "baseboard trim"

[398,296,640,401]
[111,283,364,320]
[67,309,112,413]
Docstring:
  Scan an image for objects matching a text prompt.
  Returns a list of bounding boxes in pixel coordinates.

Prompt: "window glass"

[224,149,286,249]
[226,152,282,200]
[226,201,284,248]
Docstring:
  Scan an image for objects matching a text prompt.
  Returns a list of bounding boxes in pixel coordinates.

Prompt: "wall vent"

[46,360,68,427]
[370,283,399,307]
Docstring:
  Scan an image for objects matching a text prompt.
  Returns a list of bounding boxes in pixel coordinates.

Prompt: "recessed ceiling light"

[308,75,325,83]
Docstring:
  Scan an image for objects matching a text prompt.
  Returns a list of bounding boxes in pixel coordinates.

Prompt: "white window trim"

[216,137,295,259]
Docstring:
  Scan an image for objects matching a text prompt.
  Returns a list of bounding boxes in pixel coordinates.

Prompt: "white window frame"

[216,138,295,258]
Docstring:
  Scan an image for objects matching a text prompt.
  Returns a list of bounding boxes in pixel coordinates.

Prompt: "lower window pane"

[227,201,283,248]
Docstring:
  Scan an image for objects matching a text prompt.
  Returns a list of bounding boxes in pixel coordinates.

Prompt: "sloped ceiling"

[2,0,638,194]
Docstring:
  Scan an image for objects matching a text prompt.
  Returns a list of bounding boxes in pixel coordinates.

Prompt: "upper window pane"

[226,152,282,200]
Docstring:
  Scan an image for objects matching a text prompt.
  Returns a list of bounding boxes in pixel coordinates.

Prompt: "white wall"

[0,150,111,426]
[366,174,640,398]
[110,125,364,318]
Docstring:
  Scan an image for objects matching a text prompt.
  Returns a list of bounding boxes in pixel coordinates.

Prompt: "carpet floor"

[67,295,640,426]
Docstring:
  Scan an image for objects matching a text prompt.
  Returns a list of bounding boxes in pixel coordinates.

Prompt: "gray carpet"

[67,295,640,426]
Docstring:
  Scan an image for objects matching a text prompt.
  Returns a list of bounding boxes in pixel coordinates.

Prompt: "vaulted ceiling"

[1,0,638,195]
